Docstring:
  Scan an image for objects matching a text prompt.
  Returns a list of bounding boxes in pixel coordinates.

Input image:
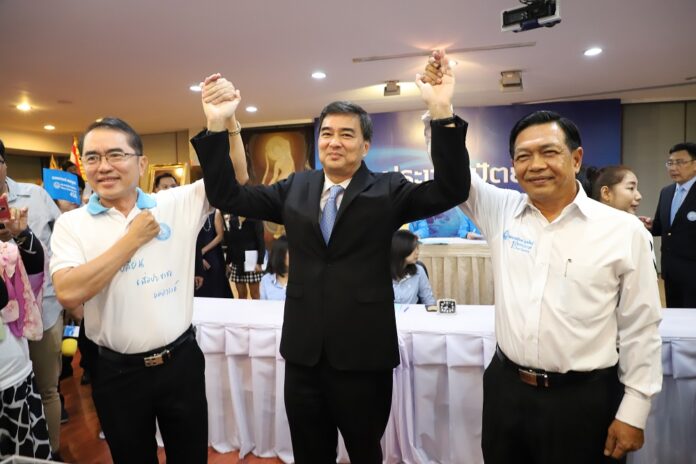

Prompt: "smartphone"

[0,197,10,221]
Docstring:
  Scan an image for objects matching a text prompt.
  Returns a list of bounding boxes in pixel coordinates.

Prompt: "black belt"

[97,326,195,368]
[496,346,616,388]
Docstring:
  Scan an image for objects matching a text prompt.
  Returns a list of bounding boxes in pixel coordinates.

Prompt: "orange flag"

[68,135,86,180]
[49,155,59,170]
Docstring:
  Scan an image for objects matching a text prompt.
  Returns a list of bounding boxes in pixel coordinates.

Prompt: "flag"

[68,135,86,180]
[49,155,58,170]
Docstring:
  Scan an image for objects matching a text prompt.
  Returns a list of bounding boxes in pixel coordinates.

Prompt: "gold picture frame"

[145,163,190,192]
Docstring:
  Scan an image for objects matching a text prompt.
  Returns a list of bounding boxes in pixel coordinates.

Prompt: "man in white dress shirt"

[464,110,662,463]
[420,56,662,460]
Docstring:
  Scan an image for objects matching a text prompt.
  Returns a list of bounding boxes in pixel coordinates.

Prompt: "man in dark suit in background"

[191,51,470,463]
[644,142,696,308]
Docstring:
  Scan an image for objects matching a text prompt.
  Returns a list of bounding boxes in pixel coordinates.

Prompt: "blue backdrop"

[316,99,621,237]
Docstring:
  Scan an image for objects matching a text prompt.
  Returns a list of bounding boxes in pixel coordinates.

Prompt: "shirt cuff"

[615,387,652,429]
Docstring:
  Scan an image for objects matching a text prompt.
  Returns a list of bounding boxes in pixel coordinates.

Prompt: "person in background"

[152,172,178,193]
[0,205,51,460]
[455,208,483,240]
[641,142,696,308]
[0,139,63,458]
[195,209,233,298]
[260,235,289,301]
[587,165,643,215]
[390,230,436,306]
[223,213,265,299]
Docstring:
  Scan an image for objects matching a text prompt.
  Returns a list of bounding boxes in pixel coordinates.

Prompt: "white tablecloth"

[418,239,494,305]
[193,298,696,464]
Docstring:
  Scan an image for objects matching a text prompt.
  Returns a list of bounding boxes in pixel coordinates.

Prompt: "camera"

[502,0,561,33]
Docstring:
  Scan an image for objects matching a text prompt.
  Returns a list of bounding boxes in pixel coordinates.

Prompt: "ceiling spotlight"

[246,106,258,113]
[189,84,202,92]
[43,124,56,131]
[584,47,602,57]
[16,102,32,112]
[384,80,401,97]
[312,71,327,79]
[500,70,523,92]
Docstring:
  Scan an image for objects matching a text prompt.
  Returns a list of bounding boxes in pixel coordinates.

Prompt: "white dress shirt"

[461,173,662,429]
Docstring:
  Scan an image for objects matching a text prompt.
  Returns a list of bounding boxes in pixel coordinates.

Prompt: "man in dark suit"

[191,52,470,463]
[646,142,696,308]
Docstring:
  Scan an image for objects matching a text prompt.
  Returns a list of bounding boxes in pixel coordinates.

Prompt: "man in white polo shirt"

[50,95,246,462]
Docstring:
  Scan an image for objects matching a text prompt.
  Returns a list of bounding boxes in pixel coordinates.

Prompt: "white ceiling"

[1,0,695,136]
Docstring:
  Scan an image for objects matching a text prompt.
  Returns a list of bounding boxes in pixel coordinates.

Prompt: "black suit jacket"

[652,182,696,275]
[192,119,470,370]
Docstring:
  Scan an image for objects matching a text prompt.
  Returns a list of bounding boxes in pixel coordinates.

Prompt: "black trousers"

[284,357,393,464]
[482,355,625,464]
[663,259,696,308]
[91,338,208,464]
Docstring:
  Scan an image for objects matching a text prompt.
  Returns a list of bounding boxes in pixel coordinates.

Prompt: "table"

[193,298,696,463]
[418,238,494,305]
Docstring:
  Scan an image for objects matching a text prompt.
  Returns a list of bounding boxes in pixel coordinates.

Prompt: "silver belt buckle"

[144,349,170,367]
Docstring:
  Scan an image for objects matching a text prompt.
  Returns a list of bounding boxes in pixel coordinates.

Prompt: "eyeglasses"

[81,151,141,167]
[665,159,695,168]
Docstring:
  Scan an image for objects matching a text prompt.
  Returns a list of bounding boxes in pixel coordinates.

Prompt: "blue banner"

[315,100,621,237]
[43,169,80,204]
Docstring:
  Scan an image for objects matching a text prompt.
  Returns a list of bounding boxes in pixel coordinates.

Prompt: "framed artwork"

[241,123,314,241]
[146,162,189,192]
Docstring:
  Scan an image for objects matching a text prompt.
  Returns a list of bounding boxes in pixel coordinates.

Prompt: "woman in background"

[260,236,289,301]
[195,209,233,298]
[224,213,265,299]
[0,205,51,460]
[391,230,436,306]
[587,165,643,214]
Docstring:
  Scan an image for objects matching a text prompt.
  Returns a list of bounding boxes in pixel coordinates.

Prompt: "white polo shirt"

[50,181,211,354]
[462,173,663,429]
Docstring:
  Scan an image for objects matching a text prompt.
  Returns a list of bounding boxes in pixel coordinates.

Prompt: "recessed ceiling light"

[44,124,56,131]
[312,71,327,80]
[584,47,603,57]
[189,84,202,92]
[16,102,32,111]
[246,106,258,113]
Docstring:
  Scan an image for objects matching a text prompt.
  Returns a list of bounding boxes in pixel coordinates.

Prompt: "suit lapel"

[662,184,675,229]
[308,170,325,244]
[335,162,372,226]
[674,182,696,226]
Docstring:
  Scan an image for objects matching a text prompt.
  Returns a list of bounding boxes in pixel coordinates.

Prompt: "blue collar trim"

[86,188,157,215]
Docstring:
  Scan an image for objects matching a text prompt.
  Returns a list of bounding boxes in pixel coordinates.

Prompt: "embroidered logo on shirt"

[502,230,534,253]
[157,223,172,241]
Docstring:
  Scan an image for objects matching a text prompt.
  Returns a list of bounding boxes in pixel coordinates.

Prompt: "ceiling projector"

[502,0,561,32]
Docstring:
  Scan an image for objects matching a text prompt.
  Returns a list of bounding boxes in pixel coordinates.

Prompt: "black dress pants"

[482,354,626,464]
[91,338,208,464]
[284,357,393,464]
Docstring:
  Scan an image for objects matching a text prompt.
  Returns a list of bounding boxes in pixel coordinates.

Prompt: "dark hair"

[575,165,592,197]
[669,142,696,160]
[79,117,143,155]
[318,101,373,142]
[0,138,5,160]
[61,160,76,171]
[508,110,582,158]
[154,172,178,189]
[267,235,289,277]
[586,165,634,201]
[390,230,419,281]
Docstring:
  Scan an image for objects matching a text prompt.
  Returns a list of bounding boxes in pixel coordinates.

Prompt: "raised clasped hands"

[201,73,242,131]
[415,49,455,119]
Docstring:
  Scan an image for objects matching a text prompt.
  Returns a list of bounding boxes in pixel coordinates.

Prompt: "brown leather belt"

[495,346,616,388]
[97,326,195,368]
